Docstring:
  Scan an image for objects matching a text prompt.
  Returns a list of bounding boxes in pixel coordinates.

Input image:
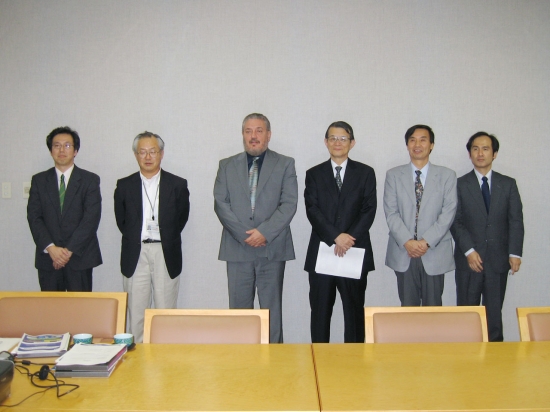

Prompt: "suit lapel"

[314,160,338,203]
[131,172,144,221]
[46,168,62,221]
[488,171,502,215]
[421,164,438,212]
[61,165,81,215]
[464,170,487,216]
[398,165,416,206]
[158,170,170,224]
[339,159,356,201]
[255,149,277,197]
[233,152,250,197]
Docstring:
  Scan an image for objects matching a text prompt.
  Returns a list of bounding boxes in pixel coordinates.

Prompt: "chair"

[364,306,488,343]
[143,309,269,344]
[0,291,127,340]
[517,307,550,341]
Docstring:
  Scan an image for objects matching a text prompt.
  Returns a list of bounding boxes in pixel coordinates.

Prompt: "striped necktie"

[249,157,259,213]
[59,174,66,212]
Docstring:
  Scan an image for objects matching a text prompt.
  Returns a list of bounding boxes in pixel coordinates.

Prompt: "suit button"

[250,217,253,220]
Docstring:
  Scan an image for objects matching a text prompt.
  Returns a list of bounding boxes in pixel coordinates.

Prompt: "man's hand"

[404,240,428,258]
[47,245,71,267]
[334,233,356,257]
[509,257,521,274]
[467,251,483,273]
[245,229,266,247]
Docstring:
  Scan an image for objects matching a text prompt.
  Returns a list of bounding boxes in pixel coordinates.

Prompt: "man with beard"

[214,113,298,343]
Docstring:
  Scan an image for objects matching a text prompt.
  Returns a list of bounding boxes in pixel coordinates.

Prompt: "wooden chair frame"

[517,307,550,341]
[0,291,127,335]
[364,306,488,343]
[143,309,270,344]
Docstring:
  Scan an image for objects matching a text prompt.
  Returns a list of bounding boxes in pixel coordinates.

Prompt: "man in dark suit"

[451,132,524,341]
[27,126,102,291]
[304,121,377,343]
[214,113,298,343]
[115,131,189,342]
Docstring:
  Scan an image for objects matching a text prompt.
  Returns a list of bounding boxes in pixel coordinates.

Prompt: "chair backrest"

[0,291,127,339]
[517,307,550,341]
[364,306,488,343]
[143,309,269,344]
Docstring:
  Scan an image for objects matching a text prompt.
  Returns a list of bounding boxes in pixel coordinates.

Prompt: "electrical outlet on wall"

[23,182,31,199]
[2,182,11,198]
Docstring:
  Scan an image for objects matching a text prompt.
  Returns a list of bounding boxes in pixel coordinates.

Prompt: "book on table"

[12,333,70,358]
[54,343,127,378]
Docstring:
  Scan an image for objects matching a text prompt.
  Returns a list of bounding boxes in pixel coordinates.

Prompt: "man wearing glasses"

[115,131,190,343]
[304,121,377,342]
[27,126,102,291]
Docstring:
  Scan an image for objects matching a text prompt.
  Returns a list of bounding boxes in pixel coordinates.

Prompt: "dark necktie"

[481,176,490,213]
[335,166,342,191]
[249,157,259,213]
[414,170,423,240]
[59,174,66,212]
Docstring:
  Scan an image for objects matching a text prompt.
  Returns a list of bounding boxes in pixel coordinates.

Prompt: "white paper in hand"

[315,242,365,279]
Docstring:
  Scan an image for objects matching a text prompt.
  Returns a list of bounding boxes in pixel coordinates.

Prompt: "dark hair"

[46,126,80,152]
[466,131,499,153]
[325,121,354,140]
[404,124,434,145]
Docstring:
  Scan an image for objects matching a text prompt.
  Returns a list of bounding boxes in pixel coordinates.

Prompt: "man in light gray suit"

[214,113,298,343]
[384,125,457,306]
[451,132,524,341]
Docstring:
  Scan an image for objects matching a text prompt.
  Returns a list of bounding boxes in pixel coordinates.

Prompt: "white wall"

[1,0,548,342]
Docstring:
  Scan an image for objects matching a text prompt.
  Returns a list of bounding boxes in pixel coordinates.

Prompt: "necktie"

[335,166,342,191]
[481,176,490,213]
[59,174,66,212]
[414,170,423,240]
[249,157,259,213]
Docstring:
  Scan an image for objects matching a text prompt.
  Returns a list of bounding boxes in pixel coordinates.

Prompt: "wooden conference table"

[312,341,550,412]
[4,342,550,411]
[3,344,319,412]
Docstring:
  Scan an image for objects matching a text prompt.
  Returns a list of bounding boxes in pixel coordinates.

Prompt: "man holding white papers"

[304,121,377,343]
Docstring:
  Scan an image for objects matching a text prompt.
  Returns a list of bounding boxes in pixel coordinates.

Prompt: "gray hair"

[132,131,165,153]
[242,113,271,133]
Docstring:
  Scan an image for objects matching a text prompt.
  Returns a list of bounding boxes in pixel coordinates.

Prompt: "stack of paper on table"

[55,343,127,378]
[12,333,70,358]
[0,338,20,353]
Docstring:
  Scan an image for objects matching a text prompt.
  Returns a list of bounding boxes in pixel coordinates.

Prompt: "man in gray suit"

[214,113,298,343]
[451,132,524,341]
[384,125,457,306]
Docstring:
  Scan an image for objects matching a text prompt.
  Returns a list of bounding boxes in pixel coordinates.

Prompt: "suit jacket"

[384,163,457,275]
[114,169,190,279]
[27,165,102,271]
[451,170,524,273]
[214,149,298,262]
[304,159,377,275]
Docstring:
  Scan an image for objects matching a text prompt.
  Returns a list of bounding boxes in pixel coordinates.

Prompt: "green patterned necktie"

[59,174,66,212]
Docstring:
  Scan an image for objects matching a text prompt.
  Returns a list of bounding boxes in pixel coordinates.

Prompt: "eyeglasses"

[137,150,161,158]
[327,136,352,143]
[52,143,74,150]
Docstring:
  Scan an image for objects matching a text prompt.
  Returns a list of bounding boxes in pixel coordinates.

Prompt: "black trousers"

[455,268,508,342]
[309,271,368,343]
[38,267,93,292]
